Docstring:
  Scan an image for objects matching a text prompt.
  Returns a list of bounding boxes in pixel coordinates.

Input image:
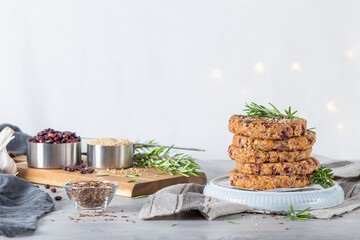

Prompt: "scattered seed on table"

[285,228,289,230]
[51,188,57,193]
[44,184,50,189]
[55,196,62,201]
[51,219,55,222]
[91,220,95,222]
[35,186,39,188]
[131,220,136,223]
[270,214,275,217]
[279,222,284,225]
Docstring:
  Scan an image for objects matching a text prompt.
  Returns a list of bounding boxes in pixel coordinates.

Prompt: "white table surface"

[14,159,360,240]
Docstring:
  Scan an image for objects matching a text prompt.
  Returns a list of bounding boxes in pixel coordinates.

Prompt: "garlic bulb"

[0,127,17,175]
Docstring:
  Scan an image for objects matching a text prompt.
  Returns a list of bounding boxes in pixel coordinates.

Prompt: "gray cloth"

[0,124,31,155]
[140,160,360,220]
[0,175,55,237]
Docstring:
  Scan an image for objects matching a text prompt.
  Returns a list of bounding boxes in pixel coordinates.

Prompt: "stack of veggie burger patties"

[228,103,319,190]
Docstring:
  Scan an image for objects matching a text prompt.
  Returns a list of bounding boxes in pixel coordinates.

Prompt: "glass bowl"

[63,180,119,212]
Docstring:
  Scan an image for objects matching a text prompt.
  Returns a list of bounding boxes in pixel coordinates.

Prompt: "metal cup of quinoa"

[63,180,119,212]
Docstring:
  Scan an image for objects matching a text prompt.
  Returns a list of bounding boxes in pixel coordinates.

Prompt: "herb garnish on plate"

[311,166,334,188]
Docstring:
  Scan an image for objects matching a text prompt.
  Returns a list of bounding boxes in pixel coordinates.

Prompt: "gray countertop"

[15,160,360,240]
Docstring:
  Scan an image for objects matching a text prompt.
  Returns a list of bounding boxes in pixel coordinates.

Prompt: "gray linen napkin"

[140,160,360,220]
[0,174,55,237]
[0,124,31,155]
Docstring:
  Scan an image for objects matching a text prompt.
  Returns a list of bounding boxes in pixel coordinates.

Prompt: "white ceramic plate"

[203,176,344,211]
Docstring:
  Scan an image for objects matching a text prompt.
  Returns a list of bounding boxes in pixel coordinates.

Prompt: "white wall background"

[1,0,359,160]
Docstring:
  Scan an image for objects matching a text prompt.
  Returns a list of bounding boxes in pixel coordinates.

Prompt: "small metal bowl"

[64,180,119,212]
[87,144,133,169]
[27,141,81,168]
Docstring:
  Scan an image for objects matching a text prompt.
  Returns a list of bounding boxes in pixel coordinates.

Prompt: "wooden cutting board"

[14,156,207,197]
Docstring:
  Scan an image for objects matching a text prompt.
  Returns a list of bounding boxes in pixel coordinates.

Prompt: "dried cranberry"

[51,188,57,193]
[54,196,62,201]
[72,165,80,170]
[44,184,50,189]
[280,130,290,139]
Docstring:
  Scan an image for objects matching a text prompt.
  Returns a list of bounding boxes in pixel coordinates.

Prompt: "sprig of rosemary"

[244,102,298,120]
[283,204,314,221]
[311,166,334,188]
[134,140,201,177]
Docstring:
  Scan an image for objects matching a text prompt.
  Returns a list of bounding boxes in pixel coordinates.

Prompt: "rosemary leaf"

[128,180,140,183]
[170,224,177,227]
[225,220,239,224]
[254,148,264,154]
[96,174,109,177]
[126,173,139,178]
[133,195,148,199]
[307,127,316,134]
